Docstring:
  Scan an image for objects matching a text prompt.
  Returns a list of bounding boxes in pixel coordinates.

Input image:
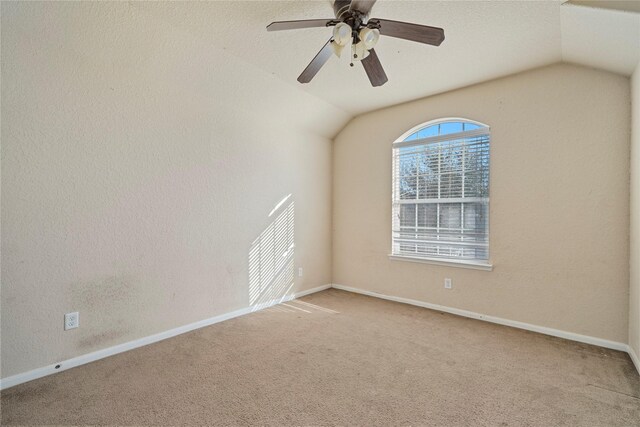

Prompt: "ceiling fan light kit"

[266,0,445,87]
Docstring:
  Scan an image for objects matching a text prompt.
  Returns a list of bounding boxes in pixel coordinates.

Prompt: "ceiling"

[136,1,639,119]
[562,2,640,75]
[567,1,640,13]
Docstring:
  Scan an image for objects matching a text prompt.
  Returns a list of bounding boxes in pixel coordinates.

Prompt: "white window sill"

[388,254,493,271]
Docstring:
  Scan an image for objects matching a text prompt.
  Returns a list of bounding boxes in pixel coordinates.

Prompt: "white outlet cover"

[444,278,452,289]
[298,267,303,277]
[65,312,79,330]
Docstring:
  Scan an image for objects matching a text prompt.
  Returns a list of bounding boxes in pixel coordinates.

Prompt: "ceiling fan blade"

[370,18,445,46]
[297,39,334,84]
[266,19,335,32]
[349,0,377,15]
[361,49,388,87]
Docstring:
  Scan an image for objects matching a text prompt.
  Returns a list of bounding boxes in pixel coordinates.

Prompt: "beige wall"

[1,2,345,378]
[631,63,640,359]
[333,63,630,343]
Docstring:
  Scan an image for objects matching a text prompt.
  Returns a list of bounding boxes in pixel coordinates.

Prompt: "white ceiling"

[562,3,640,75]
[567,1,640,13]
[136,0,639,119]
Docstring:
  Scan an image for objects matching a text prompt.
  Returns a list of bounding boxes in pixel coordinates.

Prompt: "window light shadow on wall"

[248,195,295,311]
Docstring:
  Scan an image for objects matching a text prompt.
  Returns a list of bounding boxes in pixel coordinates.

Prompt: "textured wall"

[631,63,640,359]
[1,2,346,378]
[333,64,631,343]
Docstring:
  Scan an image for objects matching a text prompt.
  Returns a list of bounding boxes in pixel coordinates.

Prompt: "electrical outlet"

[444,278,452,289]
[298,267,303,277]
[64,312,79,330]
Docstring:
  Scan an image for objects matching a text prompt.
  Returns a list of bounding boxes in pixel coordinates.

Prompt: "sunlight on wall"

[248,196,295,310]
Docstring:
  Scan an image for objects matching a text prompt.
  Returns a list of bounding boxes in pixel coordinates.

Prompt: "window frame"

[389,118,493,271]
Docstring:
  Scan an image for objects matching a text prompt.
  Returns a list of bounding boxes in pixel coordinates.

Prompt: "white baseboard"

[629,346,640,375]
[3,282,636,390]
[0,284,331,391]
[331,284,631,353]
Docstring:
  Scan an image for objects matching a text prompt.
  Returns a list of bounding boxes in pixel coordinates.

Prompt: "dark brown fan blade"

[349,0,377,14]
[297,39,334,84]
[266,19,335,32]
[361,49,388,87]
[370,18,445,46]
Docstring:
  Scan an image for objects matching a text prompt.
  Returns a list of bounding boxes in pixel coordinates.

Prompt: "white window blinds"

[392,122,490,262]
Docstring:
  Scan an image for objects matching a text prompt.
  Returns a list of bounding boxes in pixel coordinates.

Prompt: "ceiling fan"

[266,0,445,87]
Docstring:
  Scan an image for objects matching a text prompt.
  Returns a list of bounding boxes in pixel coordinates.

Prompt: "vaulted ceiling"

[137,1,639,124]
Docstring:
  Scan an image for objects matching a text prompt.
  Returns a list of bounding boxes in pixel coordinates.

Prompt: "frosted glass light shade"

[352,41,370,61]
[359,28,380,49]
[332,23,352,46]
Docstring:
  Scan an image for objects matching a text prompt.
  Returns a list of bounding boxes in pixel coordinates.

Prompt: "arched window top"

[398,118,489,142]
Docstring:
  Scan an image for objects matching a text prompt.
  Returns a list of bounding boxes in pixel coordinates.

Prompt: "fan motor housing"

[333,1,352,19]
[333,1,372,31]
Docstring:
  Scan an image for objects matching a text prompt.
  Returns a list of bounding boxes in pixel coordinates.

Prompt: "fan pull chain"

[350,43,355,67]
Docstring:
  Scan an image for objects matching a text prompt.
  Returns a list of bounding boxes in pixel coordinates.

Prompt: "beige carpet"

[1,289,639,426]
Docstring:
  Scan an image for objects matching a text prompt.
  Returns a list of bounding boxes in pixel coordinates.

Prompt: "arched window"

[391,119,491,268]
